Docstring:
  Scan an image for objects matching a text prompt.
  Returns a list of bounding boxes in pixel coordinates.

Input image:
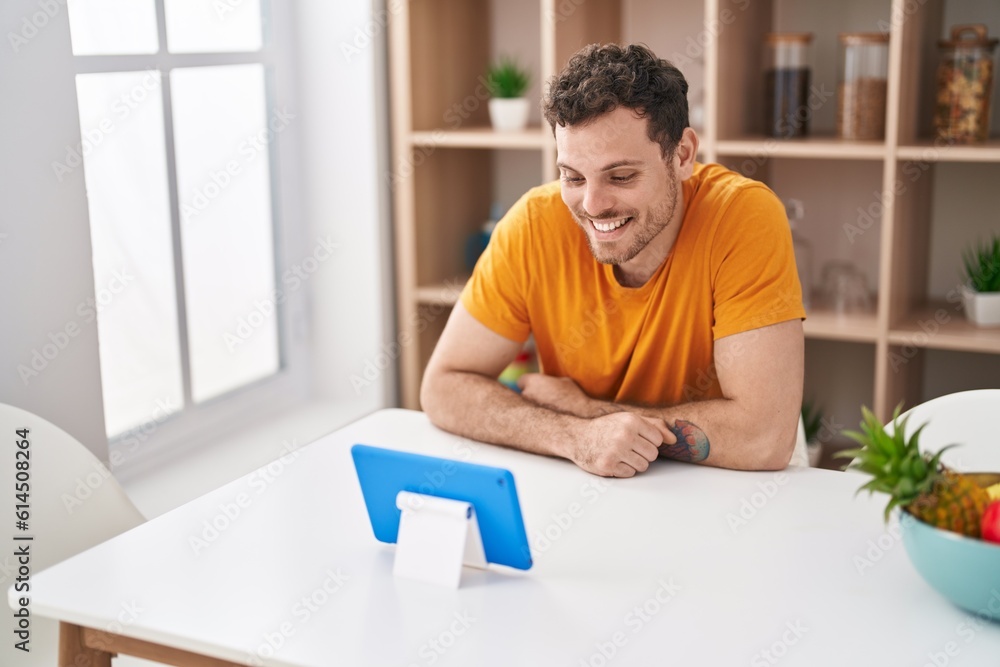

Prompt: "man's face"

[555,107,681,266]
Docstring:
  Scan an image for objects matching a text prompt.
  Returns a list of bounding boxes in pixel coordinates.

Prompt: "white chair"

[890,389,1000,472]
[1,402,145,667]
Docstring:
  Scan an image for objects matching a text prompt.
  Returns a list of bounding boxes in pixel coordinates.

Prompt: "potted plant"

[960,234,1000,327]
[484,57,532,132]
[801,399,824,467]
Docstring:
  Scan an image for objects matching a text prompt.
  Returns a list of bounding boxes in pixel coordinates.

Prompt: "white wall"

[0,0,109,459]
[294,0,394,409]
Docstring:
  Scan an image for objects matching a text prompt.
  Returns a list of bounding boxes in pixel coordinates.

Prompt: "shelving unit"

[388,0,1000,425]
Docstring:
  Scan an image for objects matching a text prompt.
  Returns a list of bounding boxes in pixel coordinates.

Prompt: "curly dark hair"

[542,43,689,158]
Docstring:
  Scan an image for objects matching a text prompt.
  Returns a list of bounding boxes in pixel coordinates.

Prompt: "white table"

[18,409,1000,666]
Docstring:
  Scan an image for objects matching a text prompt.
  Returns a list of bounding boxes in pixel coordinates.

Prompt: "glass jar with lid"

[764,33,813,138]
[837,33,889,141]
[935,24,998,144]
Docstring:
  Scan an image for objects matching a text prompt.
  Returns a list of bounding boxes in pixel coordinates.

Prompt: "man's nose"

[582,182,614,218]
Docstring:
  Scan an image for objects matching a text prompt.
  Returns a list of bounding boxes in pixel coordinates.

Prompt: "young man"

[421,43,806,477]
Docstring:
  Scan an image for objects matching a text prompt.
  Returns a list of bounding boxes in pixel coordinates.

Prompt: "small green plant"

[962,234,1000,293]
[801,399,824,444]
[484,57,531,99]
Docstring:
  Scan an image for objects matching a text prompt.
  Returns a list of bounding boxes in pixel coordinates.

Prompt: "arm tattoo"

[660,419,710,463]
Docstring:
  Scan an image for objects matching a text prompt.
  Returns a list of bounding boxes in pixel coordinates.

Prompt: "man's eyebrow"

[601,160,643,171]
[556,159,643,172]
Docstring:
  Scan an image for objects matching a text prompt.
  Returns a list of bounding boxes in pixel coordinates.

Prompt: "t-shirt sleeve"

[459,194,533,343]
[710,184,806,340]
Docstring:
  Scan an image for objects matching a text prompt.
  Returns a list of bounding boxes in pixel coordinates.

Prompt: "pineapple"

[839,405,991,539]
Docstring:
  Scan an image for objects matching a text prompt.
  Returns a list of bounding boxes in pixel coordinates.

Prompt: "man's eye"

[561,175,584,184]
[611,174,635,183]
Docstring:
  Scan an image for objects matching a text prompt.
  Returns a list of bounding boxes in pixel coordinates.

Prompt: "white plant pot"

[488,98,530,132]
[960,284,1000,327]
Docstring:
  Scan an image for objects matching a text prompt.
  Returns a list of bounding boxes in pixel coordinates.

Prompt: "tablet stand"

[393,490,487,588]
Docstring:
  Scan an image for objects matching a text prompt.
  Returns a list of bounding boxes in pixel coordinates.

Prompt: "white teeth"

[592,217,629,232]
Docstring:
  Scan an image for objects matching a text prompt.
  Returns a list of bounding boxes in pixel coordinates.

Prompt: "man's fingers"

[622,450,651,473]
[632,438,660,462]
[595,445,646,477]
[635,417,665,446]
[641,416,677,445]
[582,413,681,477]
[516,373,538,391]
[613,461,637,478]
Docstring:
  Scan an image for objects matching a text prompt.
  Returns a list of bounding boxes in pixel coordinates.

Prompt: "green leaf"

[891,412,910,455]
[907,421,928,448]
[895,477,915,498]
[927,444,958,471]
[869,479,895,495]
[871,432,893,458]
[858,456,889,474]
[841,429,873,450]
[835,447,864,460]
[883,497,904,523]
[854,479,875,493]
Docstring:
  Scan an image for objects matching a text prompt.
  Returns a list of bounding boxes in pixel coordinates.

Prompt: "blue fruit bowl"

[900,473,1000,621]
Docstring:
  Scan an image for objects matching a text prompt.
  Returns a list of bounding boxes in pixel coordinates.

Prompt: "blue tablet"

[351,444,533,571]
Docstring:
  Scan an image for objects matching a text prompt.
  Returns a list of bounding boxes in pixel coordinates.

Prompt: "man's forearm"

[424,370,681,477]
[421,370,584,460]
[577,396,794,470]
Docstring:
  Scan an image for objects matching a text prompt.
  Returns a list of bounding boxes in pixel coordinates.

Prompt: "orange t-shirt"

[460,162,806,406]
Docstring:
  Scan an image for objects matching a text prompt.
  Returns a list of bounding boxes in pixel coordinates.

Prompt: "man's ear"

[674,127,699,179]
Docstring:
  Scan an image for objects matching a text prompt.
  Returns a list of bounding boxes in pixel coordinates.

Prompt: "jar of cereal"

[837,33,889,141]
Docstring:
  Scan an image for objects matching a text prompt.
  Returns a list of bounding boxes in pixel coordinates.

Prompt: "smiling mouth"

[590,216,633,233]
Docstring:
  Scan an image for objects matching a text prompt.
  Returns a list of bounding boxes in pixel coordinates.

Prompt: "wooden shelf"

[888,304,1000,354]
[803,307,879,343]
[896,139,1000,163]
[715,136,888,160]
[414,279,467,306]
[410,127,550,150]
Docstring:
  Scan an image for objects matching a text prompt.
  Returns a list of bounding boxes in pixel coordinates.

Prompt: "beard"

[571,165,680,266]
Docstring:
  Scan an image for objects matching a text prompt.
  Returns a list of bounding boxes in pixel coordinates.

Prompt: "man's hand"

[517,373,601,418]
[566,412,676,477]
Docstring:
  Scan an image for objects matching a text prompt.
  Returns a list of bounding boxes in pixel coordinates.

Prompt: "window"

[67,0,301,449]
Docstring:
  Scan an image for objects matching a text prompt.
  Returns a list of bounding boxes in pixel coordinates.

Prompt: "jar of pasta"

[935,24,998,144]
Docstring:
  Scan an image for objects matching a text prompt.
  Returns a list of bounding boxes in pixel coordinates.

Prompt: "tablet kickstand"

[393,490,487,588]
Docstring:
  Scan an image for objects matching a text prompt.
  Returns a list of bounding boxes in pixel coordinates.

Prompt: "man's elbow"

[420,367,468,433]
[758,443,794,471]
[749,421,798,471]
[419,369,444,424]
